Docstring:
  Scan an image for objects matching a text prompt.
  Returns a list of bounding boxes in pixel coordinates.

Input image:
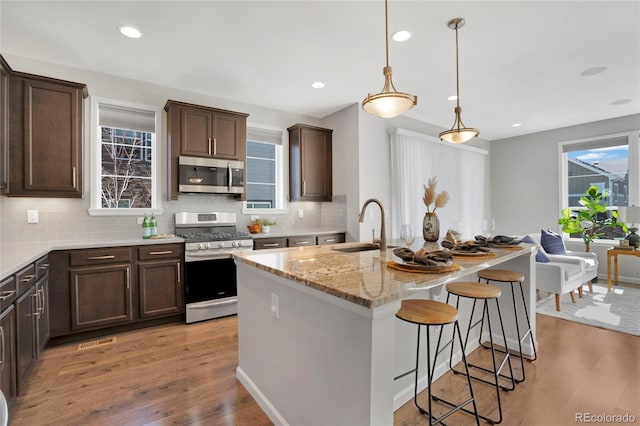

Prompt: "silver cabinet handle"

[21,274,35,282]
[213,137,217,156]
[39,288,45,315]
[149,251,172,255]
[38,263,49,270]
[72,166,77,188]
[126,267,130,290]
[32,293,41,318]
[295,241,311,245]
[228,163,232,190]
[262,243,280,247]
[87,255,116,260]
[208,137,212,156]
[303,180,306,194]
[177,262,181,284]
[0,290,15,301]
[324,238,336,243]
[0,326,4,370]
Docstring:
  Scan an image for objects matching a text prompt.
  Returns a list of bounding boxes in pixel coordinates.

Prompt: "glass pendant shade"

[362,67,417,118]
[362,0,416,119]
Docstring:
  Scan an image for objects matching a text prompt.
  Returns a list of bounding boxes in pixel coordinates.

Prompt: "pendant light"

[362,0,417,118]
[439,18,479,144]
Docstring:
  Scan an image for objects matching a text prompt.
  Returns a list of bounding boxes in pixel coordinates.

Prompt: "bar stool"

[436,282,515,425]
[396,299,480,426]
[477,269,538,383]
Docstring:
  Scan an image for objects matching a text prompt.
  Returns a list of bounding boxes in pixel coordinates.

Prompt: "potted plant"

[558,185,627,251]
[260,218,276,233]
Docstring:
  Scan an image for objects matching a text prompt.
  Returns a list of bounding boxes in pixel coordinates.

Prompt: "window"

[89,98,162,216]
[560,131,640,239]
[243,125,287,213]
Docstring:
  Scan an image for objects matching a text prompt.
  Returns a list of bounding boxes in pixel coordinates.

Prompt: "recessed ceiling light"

[447,95,457,101]
[580,66,607,77]
[610,99,632,106]
[511,123,522,127]
[119,25,142,39]
[392,30,411,42]
[311,81,325,89]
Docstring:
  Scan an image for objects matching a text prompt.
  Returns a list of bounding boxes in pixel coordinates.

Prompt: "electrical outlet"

[298,209,304,219]
[271,293,279,319]
[27,210,39,224]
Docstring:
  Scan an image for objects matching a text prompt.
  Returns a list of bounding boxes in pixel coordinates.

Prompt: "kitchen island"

[233,242,536,426]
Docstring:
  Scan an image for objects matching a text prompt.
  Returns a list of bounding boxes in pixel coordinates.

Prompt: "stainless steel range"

[175,212,253,323]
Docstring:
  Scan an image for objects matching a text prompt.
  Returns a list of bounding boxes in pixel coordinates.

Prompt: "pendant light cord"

[384,0,390,68]
[455,22,460,110]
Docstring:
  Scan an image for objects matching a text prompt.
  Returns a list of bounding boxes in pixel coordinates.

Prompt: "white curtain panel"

[390,128,488,242]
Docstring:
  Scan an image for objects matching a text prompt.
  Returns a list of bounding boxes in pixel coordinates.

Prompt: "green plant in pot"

[558,185,627,251]
[260,218,276,233]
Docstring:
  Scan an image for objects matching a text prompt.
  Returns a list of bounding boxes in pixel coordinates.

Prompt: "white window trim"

[242,122,289,215]
[557,130,639,240]
[88,96,163,216]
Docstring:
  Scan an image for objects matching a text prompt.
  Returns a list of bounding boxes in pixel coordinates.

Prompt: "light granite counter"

[0,237,184,281]
[233,242,535,308]
[233,242,536,426]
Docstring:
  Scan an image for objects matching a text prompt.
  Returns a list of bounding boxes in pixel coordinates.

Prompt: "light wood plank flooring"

[10,309,639,425]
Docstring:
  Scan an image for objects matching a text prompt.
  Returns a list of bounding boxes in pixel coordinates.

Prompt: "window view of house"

[100,127,154,209]
[245,140,277,209]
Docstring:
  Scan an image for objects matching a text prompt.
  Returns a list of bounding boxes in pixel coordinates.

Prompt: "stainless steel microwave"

[178,156,244,195]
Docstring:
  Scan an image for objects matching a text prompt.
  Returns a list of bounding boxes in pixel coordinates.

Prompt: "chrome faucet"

[358,198,386,252]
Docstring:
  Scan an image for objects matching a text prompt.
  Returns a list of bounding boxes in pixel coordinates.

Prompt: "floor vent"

[77,336,116,351]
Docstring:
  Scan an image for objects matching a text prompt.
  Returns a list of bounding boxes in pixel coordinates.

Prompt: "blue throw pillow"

[521,235,550,263]
[540,229,567,255]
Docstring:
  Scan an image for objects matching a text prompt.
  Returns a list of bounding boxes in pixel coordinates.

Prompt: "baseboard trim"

[236,366,289,426]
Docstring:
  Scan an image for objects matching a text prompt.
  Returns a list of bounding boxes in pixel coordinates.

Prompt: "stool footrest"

[432,395,498,425]
[452,366,515,392]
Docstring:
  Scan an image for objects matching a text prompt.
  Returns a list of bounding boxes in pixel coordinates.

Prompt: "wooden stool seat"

[396,299,458,325]
[446,282,501,299]
[477,269,525,283]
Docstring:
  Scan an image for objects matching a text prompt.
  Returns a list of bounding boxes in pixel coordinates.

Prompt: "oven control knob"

[218,242,225,248]
[204,242,211,249]
[231,241,238,248]
[197,243,204,250]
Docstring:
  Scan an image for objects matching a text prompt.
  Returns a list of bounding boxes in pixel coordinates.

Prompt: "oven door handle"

[185,252,232,260]
[189,299,237,309]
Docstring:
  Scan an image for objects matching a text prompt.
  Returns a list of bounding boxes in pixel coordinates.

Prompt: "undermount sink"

[330,243,380,253]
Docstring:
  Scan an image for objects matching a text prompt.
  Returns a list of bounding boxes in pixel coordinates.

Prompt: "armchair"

[525,233,589,311]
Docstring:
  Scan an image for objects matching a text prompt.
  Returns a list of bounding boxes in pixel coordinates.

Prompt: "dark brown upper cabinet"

[288,124,332,202]
[1,56,87,197]
[164,100,248,200]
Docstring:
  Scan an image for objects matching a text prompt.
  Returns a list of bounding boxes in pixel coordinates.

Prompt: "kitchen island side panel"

[236,263,398,426]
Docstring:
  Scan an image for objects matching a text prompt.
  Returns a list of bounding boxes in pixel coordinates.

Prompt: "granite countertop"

[250,229,346,239]
[0,237,185,281]
[233,242,535,309]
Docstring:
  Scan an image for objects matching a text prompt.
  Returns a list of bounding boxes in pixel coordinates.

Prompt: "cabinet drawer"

[317,233,345,245]
[0,276,17,309]
[16,264,36,296]
[254,238,287,250]
[139,244,183,261]
[287,236,316,247]
[70,248,131,266]
[35,255,49,280]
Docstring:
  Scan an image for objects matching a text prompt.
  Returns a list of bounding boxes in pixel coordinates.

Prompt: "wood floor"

[10,311,639,425]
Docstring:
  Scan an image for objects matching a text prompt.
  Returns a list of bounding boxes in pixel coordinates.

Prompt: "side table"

[606,247,640,291]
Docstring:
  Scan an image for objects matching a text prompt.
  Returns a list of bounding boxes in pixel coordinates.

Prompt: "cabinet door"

[212,112,244,160]
[15,285,37,395]
[317,233,346,245]
[254,238,287,250]
[138,259,184,319]
[0,305,16,406]
[70,264,133,330]
[180,107,212,157]
[23,78,82,196]
[300,128,332,200]
[287,236,316,247]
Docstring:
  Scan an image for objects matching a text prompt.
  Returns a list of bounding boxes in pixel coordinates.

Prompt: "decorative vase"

[423,212,440,242]
[626,227,640,249]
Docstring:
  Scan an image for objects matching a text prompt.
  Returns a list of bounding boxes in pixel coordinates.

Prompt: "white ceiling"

[1,1,639,141]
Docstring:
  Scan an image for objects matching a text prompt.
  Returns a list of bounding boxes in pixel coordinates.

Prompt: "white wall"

[0,55,347,243]
[491,114,640,283]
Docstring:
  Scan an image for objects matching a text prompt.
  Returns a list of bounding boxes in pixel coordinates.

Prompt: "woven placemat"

[386,261,460,274]
[489,244,524,251]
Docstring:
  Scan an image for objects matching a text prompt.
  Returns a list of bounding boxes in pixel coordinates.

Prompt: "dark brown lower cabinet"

[15,286,37,395]
[138,259,183,319]
[0,305,16,405]
[70,263,133,331]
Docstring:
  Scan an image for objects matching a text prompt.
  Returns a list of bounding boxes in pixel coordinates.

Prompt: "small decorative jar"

[423,212,440,242]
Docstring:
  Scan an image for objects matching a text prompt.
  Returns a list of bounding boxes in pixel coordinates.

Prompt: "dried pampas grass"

[423,176,449,213]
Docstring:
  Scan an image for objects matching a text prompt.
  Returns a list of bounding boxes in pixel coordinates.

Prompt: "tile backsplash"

[0,194,347,243]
